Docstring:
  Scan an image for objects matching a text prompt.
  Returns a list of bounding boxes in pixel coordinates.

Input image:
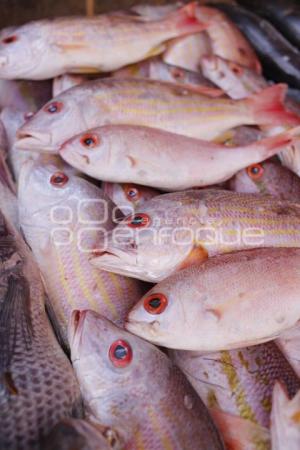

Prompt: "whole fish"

[52,74,89,97]
[16,79,300,152]
[163,33,212,72]
[112,57,222,97]
[201,55,267,100]
[0,211,81,449]
[214,4,300,90]
[126,248,300,351]
[230,161,300,201]
[102,182,160,215]
[91,189,300,282]
[41,419,118,450]
[238,0,300,49]
[172,342,300,449]
[60,124,299,190]
[18,157,144,346]
[69,310,225,450]
[0,3,207,80]
[271,383,300,450]
[195,6,261,73]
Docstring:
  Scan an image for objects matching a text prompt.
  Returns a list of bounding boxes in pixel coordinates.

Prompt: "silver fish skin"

[69,310,225,450]
[126,248,300,351]
[0,211,81,450]
[41,419,119,450]
[271,383,300,450]
[18,156,145,347]
[0,3,206,80]
[15,79,300,152]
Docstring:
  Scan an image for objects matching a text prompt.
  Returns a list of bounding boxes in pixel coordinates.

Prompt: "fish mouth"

[125,317,161,343]
[89,248,154,282]
[15,130,56,152]
[68,310,87,360]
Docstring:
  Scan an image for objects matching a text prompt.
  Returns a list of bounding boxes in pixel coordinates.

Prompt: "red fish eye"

[247,164,264,180]
[109,339,132,368]
[80,133,99,148]
[229,62,244,76]
[44,101,63,114]
[143,293,168,315]
[126,213,150,228]
[2,35,18,44]
[50,171,69,187]
[124,184,140,201]
[171,67,184,79]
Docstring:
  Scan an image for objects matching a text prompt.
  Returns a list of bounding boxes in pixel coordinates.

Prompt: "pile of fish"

[1,1,300,449]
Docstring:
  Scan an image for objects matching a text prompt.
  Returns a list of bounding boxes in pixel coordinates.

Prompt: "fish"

[0,210,81,449]
[52,74,89,97]
[163,33,212,72]
[18,156,145,347]
[59,124,300,191]
[112,57,222,97]
[276,326,300,378]
[126,248,300,351]
[172,342,300,449]
[230,161,300,201]
[271,382,300,450]
[195,6,261,73]
[16,78,300,152]
[0,3,207,80]
[90,189,300,282]
[214,4,300,90]
[40,419,119,450]
[69,310,225,450]
[238,0,300,49]
[200,55,268,100]
[102,182,160,215]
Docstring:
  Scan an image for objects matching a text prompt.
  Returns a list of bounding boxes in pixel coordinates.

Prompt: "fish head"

[16,88,87,152]
[230,162,269,194]
[90,194,197,282]
[102,182,160,215]
[0,22,56,80]
[125,273,203,347]
[69,310,169,412]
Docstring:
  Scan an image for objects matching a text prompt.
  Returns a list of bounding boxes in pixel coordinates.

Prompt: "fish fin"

[252,126,300,158]
[249,84,300,126]
[178,246,208,271]
[144,44,166,59]
[183,84,224,98]
[210,408,270,450]
[45,295,70,356]
[0,272,33,389]
[170,2,208,34]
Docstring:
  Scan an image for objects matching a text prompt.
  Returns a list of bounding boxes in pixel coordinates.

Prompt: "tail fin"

[249,84,300,126]
[169,2,208,35]
[252,126,300,159]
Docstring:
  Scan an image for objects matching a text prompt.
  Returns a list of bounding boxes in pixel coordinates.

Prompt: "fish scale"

[0,212,81,450]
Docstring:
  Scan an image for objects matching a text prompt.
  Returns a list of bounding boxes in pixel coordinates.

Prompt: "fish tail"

[252,126,300,158]
[168,2,208,35]
[249,84,300,126]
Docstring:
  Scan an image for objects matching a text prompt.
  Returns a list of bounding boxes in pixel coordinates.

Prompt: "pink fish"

[16,80,300,152]
[60,124,300,190]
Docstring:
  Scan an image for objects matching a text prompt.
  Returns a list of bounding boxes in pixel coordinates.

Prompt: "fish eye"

[144,293,168,314]
[247,164,264,180]
[80,133,99,148]
[229,62,244,76]
[2,35,18,44]
[109,339,132,368]
[44,101,63,114]
[171,67,184,79]
[125,185,140,201]
[50,171,69,187]
[126,213,150,228]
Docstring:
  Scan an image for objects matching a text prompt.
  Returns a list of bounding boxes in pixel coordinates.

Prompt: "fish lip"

[15,130,55,152]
